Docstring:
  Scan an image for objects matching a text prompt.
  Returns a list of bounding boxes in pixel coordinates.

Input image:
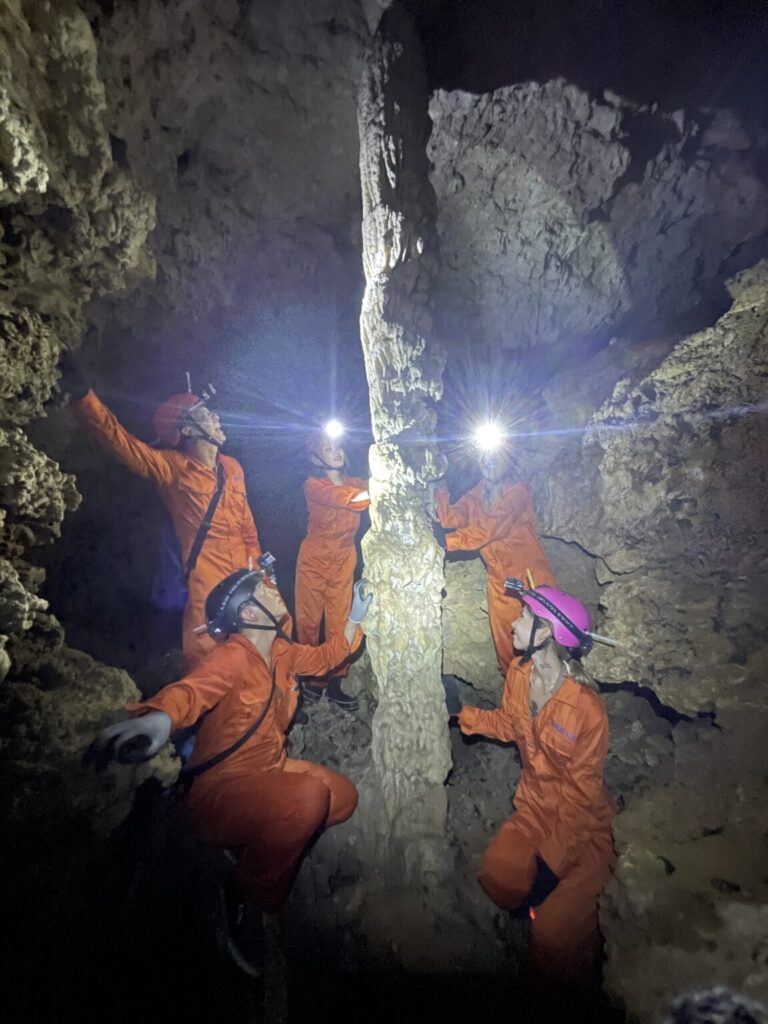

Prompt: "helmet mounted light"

[197,554,283,640]
[473,421,504,452]
[323,418,345,440]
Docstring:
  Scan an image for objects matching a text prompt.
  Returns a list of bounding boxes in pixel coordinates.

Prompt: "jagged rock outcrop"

[0,0,163,930]
[428,81,768,355]
[536,263,768,1018]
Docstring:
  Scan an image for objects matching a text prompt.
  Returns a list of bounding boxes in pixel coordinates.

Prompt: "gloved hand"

[441,675,462,717]
[348,579,373,623]
[528,856,560,906]
[84,711,172,771]
[58,351,91,402]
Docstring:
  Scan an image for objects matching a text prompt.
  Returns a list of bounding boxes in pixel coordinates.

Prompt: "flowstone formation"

[0,0,174,964]
[428,81,768,354]
[317,0,451,964]
[537,263,768,1020]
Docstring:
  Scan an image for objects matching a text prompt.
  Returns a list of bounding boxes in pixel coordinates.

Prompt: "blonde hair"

[552,639,600,693]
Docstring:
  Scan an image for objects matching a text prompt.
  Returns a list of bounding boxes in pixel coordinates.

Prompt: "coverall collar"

[229,631,292,666]
[181,450,223,473]
[517,659,580,708]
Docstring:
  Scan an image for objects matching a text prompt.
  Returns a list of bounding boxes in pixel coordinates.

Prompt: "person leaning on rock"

[60,355,262,669]
[87,559,373,976]
[443,577,615,991]
[434,444,558,676]
[295,427,369,712]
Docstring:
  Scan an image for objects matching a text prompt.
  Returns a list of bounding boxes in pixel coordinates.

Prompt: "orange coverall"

[294,476,369,678]
[436,481,557,674]
[135,628,362,910]
[77,391,262,667]
[459,660,615,980]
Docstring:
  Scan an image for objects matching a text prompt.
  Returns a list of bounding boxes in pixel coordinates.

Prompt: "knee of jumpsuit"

[282,758,358,828]
[324,772,358,826]
[478,823,538,910]
[232,777,335,911]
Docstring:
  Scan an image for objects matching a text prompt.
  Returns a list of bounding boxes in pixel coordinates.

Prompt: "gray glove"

[348,579,373,623]
[84,711,172,771]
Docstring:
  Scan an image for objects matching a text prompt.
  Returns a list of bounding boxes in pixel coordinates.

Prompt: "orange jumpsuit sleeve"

[129,646,236,730]
[305,477,370,510]
[445,483,535,553]
[76,390,173,485]
[435,484,470,529]
[287,628,363,678]
[458,674,519,743]
[537,709,610,877]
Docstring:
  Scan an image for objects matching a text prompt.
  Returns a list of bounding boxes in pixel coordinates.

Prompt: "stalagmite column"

[358,4,450,885]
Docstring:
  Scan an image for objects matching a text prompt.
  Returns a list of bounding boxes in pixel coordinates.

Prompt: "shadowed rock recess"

[1,0,767,1020]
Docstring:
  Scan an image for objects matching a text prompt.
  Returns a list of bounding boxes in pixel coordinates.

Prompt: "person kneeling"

[446,578,615,992]
[88,559,373,976]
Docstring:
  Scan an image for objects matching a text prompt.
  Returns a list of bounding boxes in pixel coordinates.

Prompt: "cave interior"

[1,1,767,1022]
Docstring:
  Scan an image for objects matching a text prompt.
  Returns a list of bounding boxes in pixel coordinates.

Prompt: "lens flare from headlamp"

[324,418,345,440]
[473,420,504,451]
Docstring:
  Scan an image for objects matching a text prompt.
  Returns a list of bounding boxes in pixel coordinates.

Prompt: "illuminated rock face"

[348,1,456,962]
[429,81,768,356]
[0,0,171,951]
[535,264,768,1019]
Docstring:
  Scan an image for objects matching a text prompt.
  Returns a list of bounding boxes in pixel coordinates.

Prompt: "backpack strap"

[183,667,277,783]
[185,461,226,577]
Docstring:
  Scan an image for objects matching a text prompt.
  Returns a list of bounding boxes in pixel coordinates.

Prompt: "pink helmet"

[506,577,592,654]
[523,586,591,649]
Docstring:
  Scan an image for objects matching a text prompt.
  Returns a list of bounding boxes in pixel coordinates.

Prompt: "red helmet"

[152,393,205,448]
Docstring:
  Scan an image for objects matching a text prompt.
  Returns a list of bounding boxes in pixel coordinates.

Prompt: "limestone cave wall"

[2,0,767,1019]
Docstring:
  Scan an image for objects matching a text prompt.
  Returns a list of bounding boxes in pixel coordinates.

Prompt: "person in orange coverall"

[436,446,557,675]
[295,430,369,711]
[74,384,262,668]
[446,577,615,987]
[88,562,374,975]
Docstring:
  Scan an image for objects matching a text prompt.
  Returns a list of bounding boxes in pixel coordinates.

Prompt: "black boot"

[326,676,359,713]
[299,678,324,703]
[215,875,265,978]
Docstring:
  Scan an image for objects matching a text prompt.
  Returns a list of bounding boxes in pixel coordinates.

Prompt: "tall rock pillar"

[358,3,450,898]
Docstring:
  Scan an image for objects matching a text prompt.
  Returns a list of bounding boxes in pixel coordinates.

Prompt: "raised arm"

[435,483,470,530]
[305,477,370,510]
[129,645,236,730]
[445,482,536,553]
[76,390,173,485]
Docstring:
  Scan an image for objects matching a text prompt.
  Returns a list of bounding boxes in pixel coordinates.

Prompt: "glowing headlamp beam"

[323,418,345,439]
[473,421,504,451]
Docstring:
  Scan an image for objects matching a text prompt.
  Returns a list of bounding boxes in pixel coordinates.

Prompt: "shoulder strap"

[185,460,226,577]
[185,667,277,781]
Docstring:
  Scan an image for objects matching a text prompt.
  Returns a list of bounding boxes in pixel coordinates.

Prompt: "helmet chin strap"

[519,616,549,665]
[185,423,223,448]
[240,598,291,643]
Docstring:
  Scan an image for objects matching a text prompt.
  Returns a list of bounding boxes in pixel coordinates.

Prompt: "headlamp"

[473,421,504,451]
[258,551,277,585]
[323,418,345,440]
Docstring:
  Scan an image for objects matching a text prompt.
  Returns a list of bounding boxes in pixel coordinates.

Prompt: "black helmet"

[204,569,261,639]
